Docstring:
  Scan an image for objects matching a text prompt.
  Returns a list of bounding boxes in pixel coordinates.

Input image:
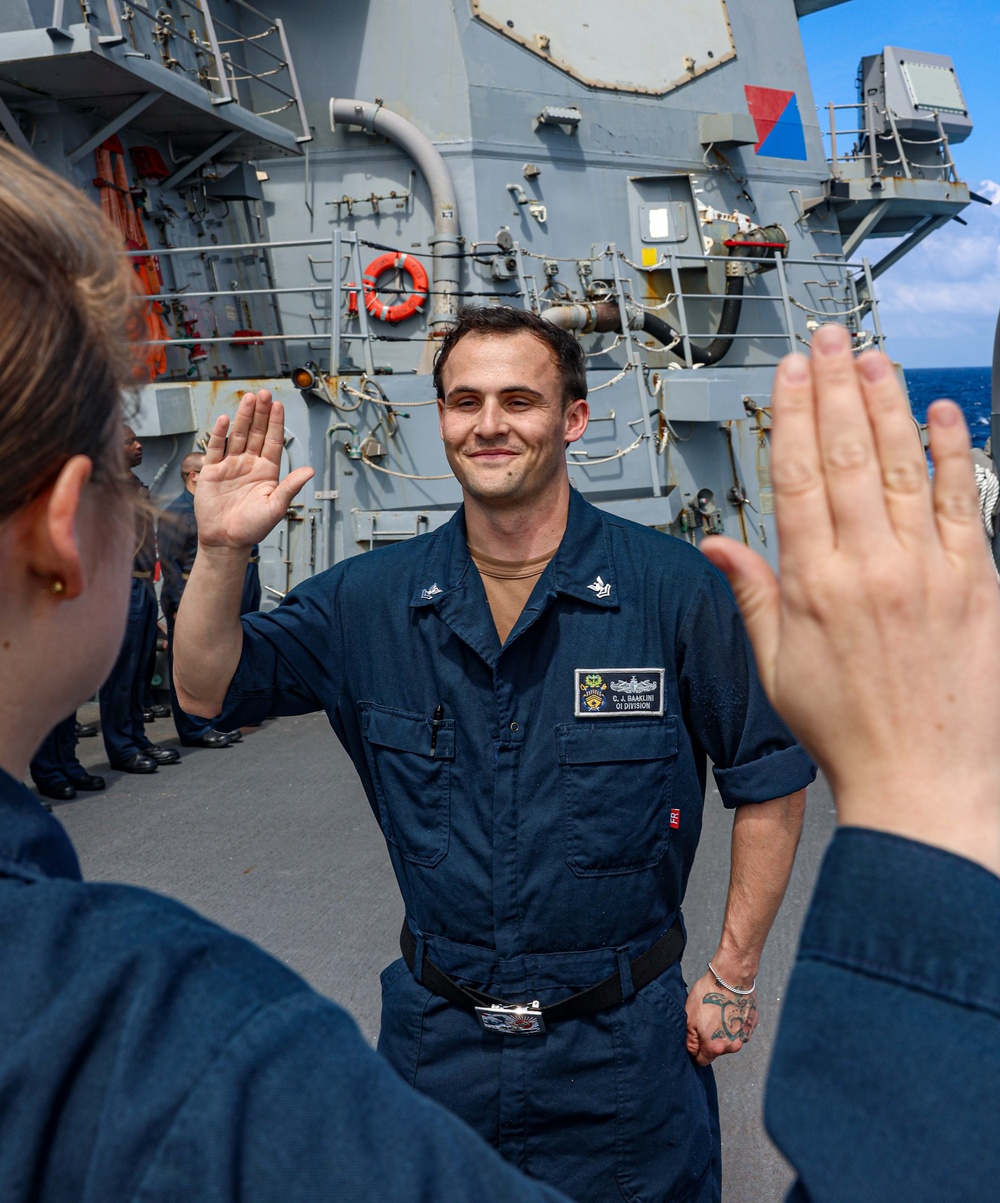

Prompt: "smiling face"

[437,331,588,512]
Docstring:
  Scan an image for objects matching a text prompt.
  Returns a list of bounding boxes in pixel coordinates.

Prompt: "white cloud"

[864,179,1000,363]
[976,179,1000,205]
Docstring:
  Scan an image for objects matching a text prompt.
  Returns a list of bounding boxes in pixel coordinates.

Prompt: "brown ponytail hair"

[0,141,139,518]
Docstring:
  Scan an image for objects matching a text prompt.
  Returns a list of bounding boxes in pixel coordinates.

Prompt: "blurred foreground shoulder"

[3,877,570,1202]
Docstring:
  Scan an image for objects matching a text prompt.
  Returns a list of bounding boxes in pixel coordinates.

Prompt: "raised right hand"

[701,324,1000,876]
[195,390,314,550]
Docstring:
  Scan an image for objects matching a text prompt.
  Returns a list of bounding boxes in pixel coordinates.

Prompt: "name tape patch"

[575,668,665,717]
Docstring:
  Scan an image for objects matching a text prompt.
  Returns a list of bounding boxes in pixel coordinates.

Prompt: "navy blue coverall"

[0,767,572,1202]
[5,769,993,1199]
[159,487,261,741]
[219,491,816,1203]
[766,828,1000,1202]
[99,475,158,766]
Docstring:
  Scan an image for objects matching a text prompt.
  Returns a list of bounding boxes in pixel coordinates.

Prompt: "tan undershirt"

[469,544,558,643]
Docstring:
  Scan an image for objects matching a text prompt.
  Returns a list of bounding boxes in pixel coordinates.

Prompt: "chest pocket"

[360,703,455,867]
[556,719,677,877]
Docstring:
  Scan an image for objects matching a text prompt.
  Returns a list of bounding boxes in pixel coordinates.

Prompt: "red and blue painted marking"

[745,85,808,161]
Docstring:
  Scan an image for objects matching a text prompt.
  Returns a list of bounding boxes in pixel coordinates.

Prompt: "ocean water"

[904,366,993,448]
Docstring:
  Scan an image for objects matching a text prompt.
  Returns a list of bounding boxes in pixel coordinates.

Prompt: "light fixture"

[291,362,318,391]
[695,488,716,515]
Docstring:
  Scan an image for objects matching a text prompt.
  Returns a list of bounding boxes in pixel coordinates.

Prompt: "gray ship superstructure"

[0,0,976,593]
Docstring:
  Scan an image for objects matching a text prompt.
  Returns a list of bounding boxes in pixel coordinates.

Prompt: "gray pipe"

[329,98,460,333]
[541,303,647,352]
[540,302,626,334]
[542,304,597,333]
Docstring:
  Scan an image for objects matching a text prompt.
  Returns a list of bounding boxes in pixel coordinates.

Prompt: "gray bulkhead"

[0,1,972,598]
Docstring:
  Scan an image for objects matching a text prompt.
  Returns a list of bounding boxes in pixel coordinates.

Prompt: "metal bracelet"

[708,961,756,996]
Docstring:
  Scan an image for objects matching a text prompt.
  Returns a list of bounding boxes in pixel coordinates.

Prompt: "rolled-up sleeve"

[678,565,815,807]
[217,567,346,730]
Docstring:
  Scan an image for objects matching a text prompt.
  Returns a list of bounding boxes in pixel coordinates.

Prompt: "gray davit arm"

[330,98,460,335]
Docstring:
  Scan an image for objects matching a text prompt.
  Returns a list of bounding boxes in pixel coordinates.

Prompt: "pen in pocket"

[430,704,444,756]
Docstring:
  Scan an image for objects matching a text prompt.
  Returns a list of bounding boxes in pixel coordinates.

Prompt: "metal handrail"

[124,236,332,256]
[212,18,287,64]
[820,97,957,182]
[127,236,881,372]
[205,56,295,99]
[198,0,310,141]
[80,0,310,138]
[139,286,335,301]
[126,238,864,274]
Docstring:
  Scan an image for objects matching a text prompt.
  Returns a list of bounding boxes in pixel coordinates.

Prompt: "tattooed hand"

[684,970,758,1066]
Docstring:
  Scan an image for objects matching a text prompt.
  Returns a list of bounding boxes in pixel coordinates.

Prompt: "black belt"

[400,917,684,1035]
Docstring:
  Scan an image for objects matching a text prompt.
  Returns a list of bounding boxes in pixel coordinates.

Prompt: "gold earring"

[50,580,65,595]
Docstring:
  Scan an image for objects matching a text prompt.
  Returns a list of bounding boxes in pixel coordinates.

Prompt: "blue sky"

[799,0,999,367]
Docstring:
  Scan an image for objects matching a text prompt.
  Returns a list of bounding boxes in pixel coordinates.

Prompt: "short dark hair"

[181,451,206,478]
[432,306,587,408]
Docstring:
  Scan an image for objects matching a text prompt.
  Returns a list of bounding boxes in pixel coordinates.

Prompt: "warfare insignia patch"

[579,672,608,712]
[574,668,665,717]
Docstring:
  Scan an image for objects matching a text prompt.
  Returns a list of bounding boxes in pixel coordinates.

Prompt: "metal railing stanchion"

[773,253,797,353]
[666,251,694,369]
[861,258,885,351]
[274,17,310,142]
[609,245,660,497]
[194,0,233,105]
[348,236,377,377]
[330,230,342,375]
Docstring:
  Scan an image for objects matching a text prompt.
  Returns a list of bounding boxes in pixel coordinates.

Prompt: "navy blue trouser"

[378,949,721,1203]
[142,637,157,712]
[29,713,85,790]
[100,578,157,764]
[163,607,213,744]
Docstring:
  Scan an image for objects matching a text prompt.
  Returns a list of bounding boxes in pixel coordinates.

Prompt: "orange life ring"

[362,251,429,323]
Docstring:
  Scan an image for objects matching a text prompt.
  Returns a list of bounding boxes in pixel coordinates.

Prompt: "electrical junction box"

[205,162,266,202]
[699,112,758,147]
[859,47,972,143]
[132,384,198,436]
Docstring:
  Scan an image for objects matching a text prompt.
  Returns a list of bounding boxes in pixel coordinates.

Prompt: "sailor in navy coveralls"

[13,141,996,1203]
[98,425,176,774]
[176,307,814,1203]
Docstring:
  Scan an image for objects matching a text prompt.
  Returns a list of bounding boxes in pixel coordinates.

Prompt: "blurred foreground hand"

[702,323,1000,877]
